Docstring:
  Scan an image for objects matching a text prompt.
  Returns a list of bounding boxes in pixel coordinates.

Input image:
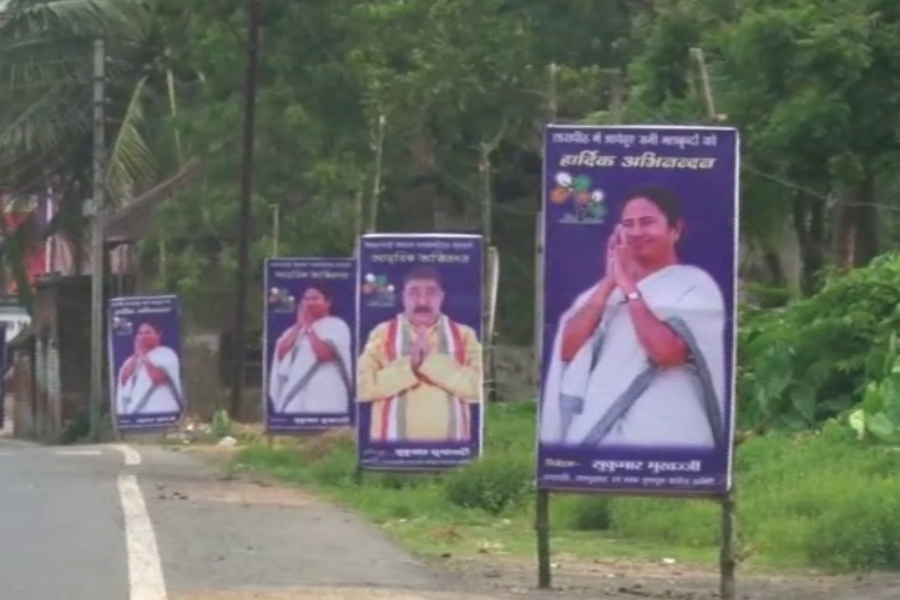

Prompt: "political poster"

[264,258,355,432]
[0,324,6,431]
[537,125,739,495]
[356,233,484,470]
[108,295,186,431]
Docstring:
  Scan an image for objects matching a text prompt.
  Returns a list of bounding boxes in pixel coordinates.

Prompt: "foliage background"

[5,0,900,427]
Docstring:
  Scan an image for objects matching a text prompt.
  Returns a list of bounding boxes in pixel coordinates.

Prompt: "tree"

[0,0,194,306]
[626,0,900,292]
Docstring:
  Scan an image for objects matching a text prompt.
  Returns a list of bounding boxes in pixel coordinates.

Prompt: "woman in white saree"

[268,285,352,415]
[540,185,727,449]
[116,322,185,416]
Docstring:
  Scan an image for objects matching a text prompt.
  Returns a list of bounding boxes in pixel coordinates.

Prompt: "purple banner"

[263,258,356,432]
[537,125,739,496]
[108,295,186,431]
[356,233,485,470]
[0,324,6,430]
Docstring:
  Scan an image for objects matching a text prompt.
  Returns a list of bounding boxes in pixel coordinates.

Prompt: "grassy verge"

[235,402,900,573]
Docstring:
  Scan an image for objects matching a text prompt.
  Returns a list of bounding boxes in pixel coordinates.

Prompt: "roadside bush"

[210,409,232,438]
[805,479,900,571]
[610,497,720,548]
[60,406,92,444]
[442,454,531,515]
[371,471,427,490]
[739,252,900,432]
[298,429,357,487]
[238,445,313,484]
[564,496,613,531]
[309,446,356,487]
[237,401,900,572]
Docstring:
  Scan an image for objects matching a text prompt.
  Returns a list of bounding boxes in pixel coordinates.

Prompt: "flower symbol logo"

[363,273,394,295]
[551,171,607,224]
[579,188,607,221]
[363,273,396,306]
[112,316,133,335]
[267,287,295,310]
[550,171,592,205]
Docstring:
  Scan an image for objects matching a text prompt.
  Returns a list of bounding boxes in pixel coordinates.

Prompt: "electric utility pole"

[230,0,262,420]
[88,38,107,441]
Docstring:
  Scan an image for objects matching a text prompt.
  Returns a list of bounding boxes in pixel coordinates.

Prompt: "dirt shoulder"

[135,445,542,599]
[436,555,900,600]
[159,443,900,600]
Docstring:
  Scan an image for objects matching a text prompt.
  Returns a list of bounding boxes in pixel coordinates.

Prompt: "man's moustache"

[413,306,432,314]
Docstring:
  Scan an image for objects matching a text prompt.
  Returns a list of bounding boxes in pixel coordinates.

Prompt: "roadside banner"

[108,294,186,431]
[0,324,6,430]
[537,125,739,495]
[264,258,355,432]
[356,233,484,470]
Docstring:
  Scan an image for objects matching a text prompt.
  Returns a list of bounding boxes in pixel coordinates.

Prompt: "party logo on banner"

[361,272,397,308]
[549,171,608,224]
[267,286,297,313]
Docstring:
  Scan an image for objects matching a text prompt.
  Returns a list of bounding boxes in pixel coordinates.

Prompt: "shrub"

[371,472,425,490]
[739,253,900,432]
[805,479,900,571]
[237,445,313,484]
[237,401,900,573]
[442,454,532,515]
[309,448,356,487]
[60,406,92,444]
[610,497,720,548]
[301,429,355,461]
[210,409,232,438]
[564,497,614,531]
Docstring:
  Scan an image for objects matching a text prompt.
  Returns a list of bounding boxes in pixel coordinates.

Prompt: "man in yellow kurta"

[358,265,483,442]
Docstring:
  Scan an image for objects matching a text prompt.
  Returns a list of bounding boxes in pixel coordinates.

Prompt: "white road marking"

[118,473,168,600]
[111,444,143,466]
[55,449,103,456]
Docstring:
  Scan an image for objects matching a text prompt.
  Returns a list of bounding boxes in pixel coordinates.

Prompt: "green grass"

[235,402,900,573]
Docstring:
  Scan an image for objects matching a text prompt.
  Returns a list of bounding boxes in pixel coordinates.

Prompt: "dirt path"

[135,445,528,599]
[438,555,900,599]
[140,445,900,599]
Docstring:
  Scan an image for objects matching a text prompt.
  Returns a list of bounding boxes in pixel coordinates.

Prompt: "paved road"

[0,438,129,599]
[135,446,454,599]
[6,436,900,600]
[0,438,521,600]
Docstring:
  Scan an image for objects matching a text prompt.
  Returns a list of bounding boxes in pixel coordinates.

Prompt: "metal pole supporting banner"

[719,491,737,599]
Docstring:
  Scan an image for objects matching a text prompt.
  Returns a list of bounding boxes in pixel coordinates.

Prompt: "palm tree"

[0,0,184,307]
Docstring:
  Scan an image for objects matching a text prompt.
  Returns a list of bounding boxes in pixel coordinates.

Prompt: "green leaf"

[884,382,900,423]
[848,408,866,440]
[790,382,818,424]
[867,412,896,442]
[861,381,884,414]
[105,75,157,207]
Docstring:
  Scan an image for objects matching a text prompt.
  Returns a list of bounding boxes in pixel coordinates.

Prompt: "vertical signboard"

[537,125,739,495]
[264,258,356,432]
[0,324,6,431]
[356,233,485,470]
[108,295,186,431]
